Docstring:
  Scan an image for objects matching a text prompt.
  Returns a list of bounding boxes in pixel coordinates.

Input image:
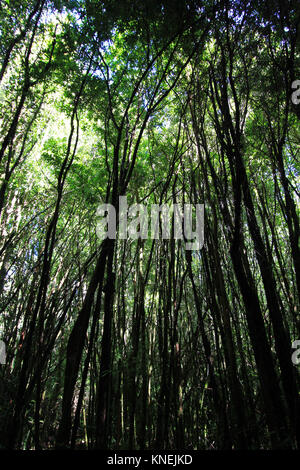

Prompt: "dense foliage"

[0,0,299,450]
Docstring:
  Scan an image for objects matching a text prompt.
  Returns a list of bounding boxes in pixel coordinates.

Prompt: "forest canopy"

[0,0,299,450]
